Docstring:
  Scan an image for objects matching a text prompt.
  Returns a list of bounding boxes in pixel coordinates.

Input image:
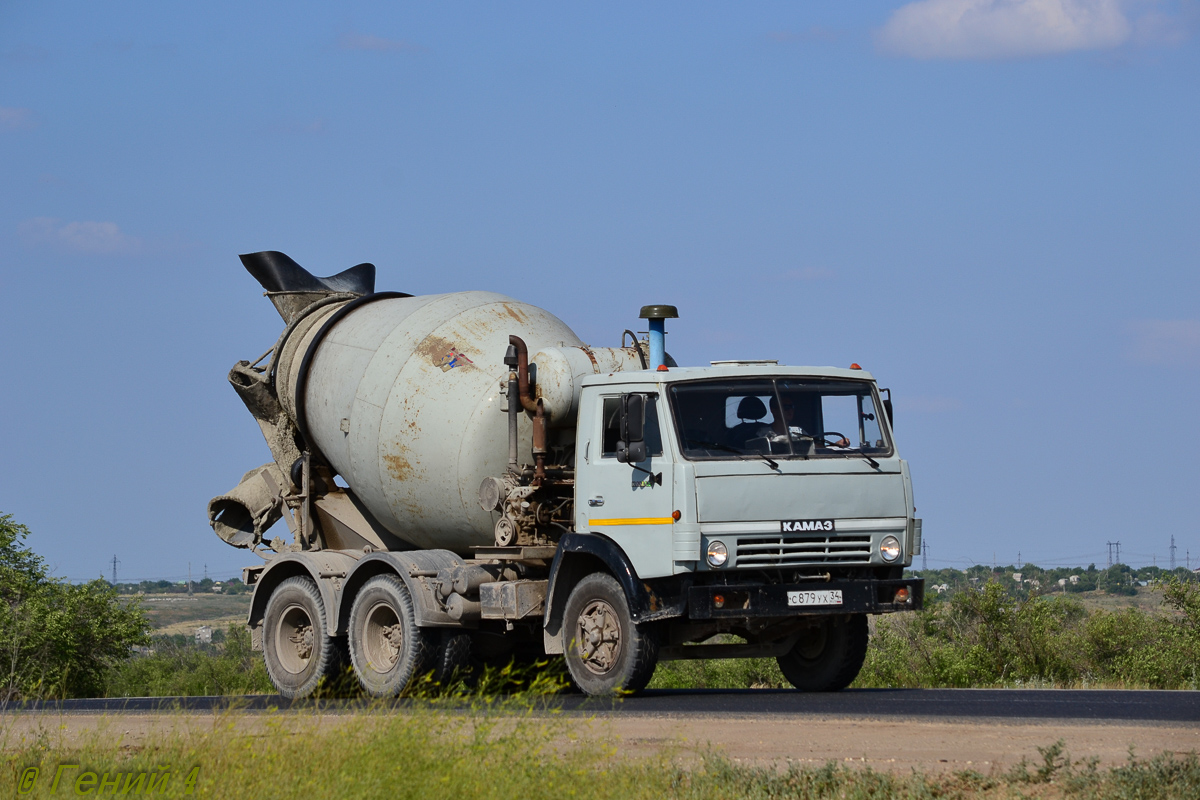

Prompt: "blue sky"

[2,1,1197,581]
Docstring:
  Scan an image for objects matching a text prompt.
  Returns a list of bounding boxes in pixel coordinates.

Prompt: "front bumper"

[686,578,923,620]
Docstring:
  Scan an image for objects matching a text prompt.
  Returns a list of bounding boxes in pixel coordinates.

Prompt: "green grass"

[3,704,1198,799]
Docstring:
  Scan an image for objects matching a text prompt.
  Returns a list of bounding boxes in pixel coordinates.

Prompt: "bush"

[106,625,273,697]
[857,579,1200,689]
[0,513,149,700]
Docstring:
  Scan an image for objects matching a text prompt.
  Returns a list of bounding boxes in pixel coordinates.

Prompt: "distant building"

[1013,573,1023,583]
[1069,575,1080,585]
[196,625,213,645]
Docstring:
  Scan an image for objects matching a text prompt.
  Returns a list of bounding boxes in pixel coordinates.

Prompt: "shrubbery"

[0,513,149,700]
[106,625,273,697]
[857,580,1200,689]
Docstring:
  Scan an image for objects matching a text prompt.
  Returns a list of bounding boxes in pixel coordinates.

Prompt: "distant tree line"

[911,562,1196,598]
[109,577,251,595]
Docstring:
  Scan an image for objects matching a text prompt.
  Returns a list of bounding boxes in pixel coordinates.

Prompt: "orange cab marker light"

[850,363,862,370]
[672,509,681,521]
[657,364,669,372]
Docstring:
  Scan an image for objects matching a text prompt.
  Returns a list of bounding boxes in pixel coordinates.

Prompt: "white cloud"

[337,33,424,53]
[0,106,34,130]
[877,0,1136,59]
[19,217,143,255]
[1125,320,1200,366]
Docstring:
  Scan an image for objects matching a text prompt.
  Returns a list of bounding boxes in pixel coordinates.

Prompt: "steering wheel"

[820,432,851,448]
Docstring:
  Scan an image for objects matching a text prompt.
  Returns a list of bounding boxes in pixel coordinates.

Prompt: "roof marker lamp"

[706,541,728,568]
[880,535,901,563]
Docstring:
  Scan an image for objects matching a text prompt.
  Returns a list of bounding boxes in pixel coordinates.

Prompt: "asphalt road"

[6,689,1200,723]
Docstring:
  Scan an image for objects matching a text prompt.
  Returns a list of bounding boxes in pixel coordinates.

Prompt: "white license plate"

[787,590,843,607]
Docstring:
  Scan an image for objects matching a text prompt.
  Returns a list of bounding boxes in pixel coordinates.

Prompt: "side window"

[601,394,663,458]
[602,397,621,456]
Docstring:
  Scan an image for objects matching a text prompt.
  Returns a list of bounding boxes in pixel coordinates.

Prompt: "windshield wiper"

[685,438,778,470]
[817,436,880,469]
[856,451,880,469]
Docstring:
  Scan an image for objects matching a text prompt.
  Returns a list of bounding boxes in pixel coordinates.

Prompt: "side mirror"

[616,393,647,463]
[881,388,893,430]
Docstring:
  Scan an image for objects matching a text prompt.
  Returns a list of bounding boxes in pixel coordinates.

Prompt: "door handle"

[588,496,604,507]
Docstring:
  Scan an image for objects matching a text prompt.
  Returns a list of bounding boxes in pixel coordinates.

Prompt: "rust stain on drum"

[383,453,415,481]
[501,303,528,324]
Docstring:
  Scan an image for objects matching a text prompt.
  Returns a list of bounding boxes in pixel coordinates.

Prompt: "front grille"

[735,533,872,567]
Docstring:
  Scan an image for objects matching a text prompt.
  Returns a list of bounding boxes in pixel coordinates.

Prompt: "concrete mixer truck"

[209,251,924,698]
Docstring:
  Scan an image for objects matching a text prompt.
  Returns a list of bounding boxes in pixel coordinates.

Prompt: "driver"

[771,395,850,448]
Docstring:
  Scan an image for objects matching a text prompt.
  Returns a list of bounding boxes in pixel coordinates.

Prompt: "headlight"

[880,535,901,563]
[706,541,728,567]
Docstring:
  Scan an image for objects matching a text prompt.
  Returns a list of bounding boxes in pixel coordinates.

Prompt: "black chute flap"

[239,251,376,296]
[240,251,381,323]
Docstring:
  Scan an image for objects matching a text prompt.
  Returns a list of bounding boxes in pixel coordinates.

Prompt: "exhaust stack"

[639,305,678,370]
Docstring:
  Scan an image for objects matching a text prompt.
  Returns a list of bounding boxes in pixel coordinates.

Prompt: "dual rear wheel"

[262,574,462,698]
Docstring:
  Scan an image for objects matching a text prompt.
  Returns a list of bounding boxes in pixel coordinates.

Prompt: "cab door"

[576,390,675,579]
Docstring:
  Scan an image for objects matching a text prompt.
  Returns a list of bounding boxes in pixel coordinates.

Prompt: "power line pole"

[111,555,120,584]
[187,562,194,597]
[1018,551,1022,569]
[1170,536,1177,571]
[1106,542,1113,568]
[922,539,927,571]
[204,564,208,581]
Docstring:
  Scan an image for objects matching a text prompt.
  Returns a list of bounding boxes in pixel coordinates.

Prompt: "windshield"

[669,378,891,461]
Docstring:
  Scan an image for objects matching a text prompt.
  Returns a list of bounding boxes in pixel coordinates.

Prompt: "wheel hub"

[363,601,404,672]
[576,599,621,674]
[378,624,403,666]
[275,603,316,674]
[288,624,314,661]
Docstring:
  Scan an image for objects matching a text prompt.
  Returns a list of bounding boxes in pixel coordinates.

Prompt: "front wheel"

[776,614,868,692]
[262,576,343,699]
[563,573,658,696]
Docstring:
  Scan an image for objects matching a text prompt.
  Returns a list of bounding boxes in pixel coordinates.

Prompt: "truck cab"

[575,365,915,580]
[542,364,922,694]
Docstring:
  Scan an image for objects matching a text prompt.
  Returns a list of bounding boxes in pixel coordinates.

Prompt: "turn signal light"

[894,587,911,603]
[672,509,681,521]
[713,594,725,609]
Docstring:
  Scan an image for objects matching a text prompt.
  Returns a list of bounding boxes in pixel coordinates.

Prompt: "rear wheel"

[776,614,868,692]
[348,575,434,697]
[563,573,658,696]
[262,576,342,699]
